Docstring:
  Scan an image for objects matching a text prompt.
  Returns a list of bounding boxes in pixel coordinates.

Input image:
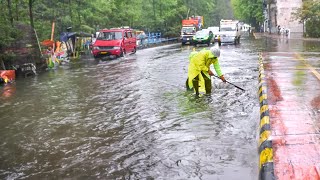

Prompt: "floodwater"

[1,34,307,180]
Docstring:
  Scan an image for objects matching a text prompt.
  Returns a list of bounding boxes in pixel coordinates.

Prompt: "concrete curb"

[258,53,275,180]
[253,32,320,41]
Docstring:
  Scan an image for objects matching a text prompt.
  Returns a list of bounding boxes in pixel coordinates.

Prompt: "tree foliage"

[231,0,264,28]
[0,0,236,49]
[0,0,237,39]
[211,0,234,26]
[0,0,239,69]
[292,0,320,38]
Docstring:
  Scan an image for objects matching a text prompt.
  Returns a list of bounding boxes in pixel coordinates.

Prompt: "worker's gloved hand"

[208,70,214,76]
[220,75,226,83]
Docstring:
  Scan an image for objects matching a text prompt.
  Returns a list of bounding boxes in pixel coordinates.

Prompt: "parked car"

[192,29,214,46]
[92,28,137,58]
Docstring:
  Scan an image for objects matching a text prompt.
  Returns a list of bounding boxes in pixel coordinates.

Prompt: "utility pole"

[268,0,271,33]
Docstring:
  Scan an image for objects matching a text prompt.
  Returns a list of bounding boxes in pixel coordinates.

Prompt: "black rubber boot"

[204,77,212,94]
[186,78,192,91]
[192,79,199,96]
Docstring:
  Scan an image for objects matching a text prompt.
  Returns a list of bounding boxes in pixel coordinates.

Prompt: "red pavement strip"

[259,52,320,180]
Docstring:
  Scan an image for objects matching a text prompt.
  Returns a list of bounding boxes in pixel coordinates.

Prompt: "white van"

[219,19,241,44]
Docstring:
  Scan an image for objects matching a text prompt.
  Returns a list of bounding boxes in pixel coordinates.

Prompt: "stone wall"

[277,0,303,33]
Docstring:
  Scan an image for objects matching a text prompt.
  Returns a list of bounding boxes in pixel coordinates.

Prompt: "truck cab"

[180,16,203,45]
[181,25,197,45]
[219,19,241,45]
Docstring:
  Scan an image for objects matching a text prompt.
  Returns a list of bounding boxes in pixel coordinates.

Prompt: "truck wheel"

[132,47,136,54]
[120,49,124,57]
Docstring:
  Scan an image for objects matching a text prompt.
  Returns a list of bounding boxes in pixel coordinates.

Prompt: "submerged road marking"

[259,130,271,146]
[259,148,273,169]
[295,53,320,80]
[260,116,270,129]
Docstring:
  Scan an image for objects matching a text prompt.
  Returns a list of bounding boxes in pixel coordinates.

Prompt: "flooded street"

[3,34,318,179]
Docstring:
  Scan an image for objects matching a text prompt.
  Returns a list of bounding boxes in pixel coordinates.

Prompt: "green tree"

[210,0,234,26]
[0,0,241,52]
[292,0,320,38]
[231,0,264,28]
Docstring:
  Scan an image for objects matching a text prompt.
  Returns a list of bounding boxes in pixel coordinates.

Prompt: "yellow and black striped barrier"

[258,53,275,180]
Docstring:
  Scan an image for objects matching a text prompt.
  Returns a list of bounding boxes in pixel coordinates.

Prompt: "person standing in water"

[186,46,226,96]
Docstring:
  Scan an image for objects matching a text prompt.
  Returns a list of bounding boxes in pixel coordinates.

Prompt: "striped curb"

[258,53,275,180]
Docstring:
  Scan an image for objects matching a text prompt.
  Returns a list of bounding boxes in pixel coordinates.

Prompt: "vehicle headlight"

[93,46,100,50]
[204,36,209,40]
[193,36,196,40]
[112,46,120,50]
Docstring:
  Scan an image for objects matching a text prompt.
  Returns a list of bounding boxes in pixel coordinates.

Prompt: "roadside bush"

[292,0,320,38]
[306,20,320,38]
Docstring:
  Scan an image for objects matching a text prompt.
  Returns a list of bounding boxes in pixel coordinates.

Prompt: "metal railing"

[137,32,179,48]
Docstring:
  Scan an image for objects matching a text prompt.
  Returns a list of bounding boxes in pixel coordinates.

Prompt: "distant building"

[263,0,303,35]
[277,0,303,33]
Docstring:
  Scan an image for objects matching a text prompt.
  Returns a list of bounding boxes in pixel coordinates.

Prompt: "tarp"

[182,19,198,26]
[60,32,92,42]
[0,70,15,83]
[41,39,55,47]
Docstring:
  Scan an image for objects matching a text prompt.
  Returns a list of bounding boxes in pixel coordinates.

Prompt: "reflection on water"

[0,83,16,99]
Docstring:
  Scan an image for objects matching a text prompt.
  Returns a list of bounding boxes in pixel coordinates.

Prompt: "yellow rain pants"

[187,49,223,93]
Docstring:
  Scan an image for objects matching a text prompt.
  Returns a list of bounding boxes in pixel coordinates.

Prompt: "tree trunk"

[77,0,81,26]
[29,0,34,28]
[1,59,6,70]
[159,0,162,17]
[15,0,19,21]
[7,0,13,25]
[153,0,156,26]
[69,0,73,23]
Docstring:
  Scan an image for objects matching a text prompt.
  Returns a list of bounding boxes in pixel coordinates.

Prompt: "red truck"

[180,16,203,45]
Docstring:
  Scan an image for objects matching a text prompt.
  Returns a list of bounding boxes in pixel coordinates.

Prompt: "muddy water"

[0,35,278,179]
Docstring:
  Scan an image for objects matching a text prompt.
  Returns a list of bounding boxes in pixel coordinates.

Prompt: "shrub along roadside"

[292,0,320,38]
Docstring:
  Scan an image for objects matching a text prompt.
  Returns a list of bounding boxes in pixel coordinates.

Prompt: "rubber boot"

[186,78,192,91]
[204,78,212,94]
[192,79,199,96]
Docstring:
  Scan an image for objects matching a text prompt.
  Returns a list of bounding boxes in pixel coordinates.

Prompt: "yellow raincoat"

[187,49,223,93]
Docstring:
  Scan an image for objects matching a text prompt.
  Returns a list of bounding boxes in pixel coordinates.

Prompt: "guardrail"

[137,32,179,48]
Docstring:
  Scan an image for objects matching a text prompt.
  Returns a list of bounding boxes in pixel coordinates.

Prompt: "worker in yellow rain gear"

[186,46,226,96]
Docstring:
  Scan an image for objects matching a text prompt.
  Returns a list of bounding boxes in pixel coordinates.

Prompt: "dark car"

[192,29,214,46]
